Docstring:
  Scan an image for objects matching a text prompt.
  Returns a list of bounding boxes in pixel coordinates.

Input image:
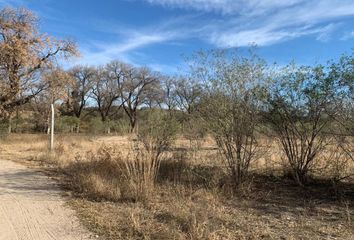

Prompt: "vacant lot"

[0,134,353,240]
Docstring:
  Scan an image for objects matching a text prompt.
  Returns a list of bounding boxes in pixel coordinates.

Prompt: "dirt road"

[0,160,94,240]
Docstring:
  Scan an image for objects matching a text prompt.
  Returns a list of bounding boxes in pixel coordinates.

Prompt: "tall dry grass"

[65,145,160,201]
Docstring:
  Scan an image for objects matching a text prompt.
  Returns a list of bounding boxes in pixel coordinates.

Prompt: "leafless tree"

[119,66,159,132]
[90,66,121,124]
[65,65,95,118]
[143,79,164,109]
[174,77,202,114]
[95,61,160,133]
[160,76,177,111]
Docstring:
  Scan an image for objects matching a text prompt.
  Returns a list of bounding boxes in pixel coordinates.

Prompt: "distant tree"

[143,78,164,109]
[0,7,78,119]
[31,94,51,132]
[106,61,159,133]
[120,67,159,132]
[174,77,202,114]
[160,76,177,111]
[92,61,161,133]
[91,66,119,123]
[65,65,95,118]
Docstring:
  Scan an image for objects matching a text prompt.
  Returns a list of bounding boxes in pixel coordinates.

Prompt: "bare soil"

[0,159,95,240]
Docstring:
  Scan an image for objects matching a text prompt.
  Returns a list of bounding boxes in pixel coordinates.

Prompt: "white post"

[50,103,54,151]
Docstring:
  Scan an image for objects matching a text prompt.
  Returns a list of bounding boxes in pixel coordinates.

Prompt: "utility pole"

[50,103,54,151]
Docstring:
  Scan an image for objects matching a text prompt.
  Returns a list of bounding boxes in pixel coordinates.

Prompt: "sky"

[1,0,354,73]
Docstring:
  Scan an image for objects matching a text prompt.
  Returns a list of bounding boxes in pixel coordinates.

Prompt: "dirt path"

[0,160,94,240]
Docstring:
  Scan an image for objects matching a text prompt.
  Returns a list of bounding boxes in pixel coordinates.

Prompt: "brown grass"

[0,133,353,240]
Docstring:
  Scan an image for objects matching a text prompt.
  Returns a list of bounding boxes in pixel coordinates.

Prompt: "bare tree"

[65,65,95,119]
[117,66,158,133]
[143,79,164,109]
[91,66,119,123]
[174,77,202,114]
[160,76,177,111]
[0,7,78,119]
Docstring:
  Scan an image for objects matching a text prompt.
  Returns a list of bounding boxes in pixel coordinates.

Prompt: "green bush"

[0,121,9,138]
[88,117,105,134]
[57,116,80,133]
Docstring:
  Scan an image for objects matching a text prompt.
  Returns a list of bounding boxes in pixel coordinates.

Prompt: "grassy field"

[0,134,353,240]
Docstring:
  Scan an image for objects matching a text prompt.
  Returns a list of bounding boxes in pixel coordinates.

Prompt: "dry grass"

[67,144,167,202]
[0,134,353,239]
[69,181,354,240]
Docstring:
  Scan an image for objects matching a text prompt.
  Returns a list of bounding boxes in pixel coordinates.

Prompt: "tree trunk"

[130,118,137,133]
[7,118,11,134]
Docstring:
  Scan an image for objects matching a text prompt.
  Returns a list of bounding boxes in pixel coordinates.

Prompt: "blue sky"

[1,0,354,73]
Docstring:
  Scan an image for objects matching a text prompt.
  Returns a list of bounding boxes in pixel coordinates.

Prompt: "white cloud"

[144,0,354,47]
[96,32,174,54]
[211,24,338,47]
[145,0,304,15]
[69,30,179,67]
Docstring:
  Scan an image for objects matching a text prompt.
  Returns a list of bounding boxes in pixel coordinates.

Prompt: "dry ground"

[0,134,353,240]
[0,159,94,240]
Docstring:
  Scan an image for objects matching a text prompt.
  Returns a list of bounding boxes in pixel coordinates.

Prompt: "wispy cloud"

[71,14,198,66]
[145,0,304,15]
[95,32,175,54]
[70,30,178,67]
[144,0,354,47]
[210,25,334,47]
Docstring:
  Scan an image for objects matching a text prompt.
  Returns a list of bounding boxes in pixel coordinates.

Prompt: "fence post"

[50,103,54,151]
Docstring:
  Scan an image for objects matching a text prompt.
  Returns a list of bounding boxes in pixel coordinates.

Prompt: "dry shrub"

[126,109,179,199]
[158,150,189,184]
[123,146,164,201]
[158,151,240,192]
[66,142,178,202]
[63,111,180,202]
[159,154,227,191]
[66,146,125,201]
